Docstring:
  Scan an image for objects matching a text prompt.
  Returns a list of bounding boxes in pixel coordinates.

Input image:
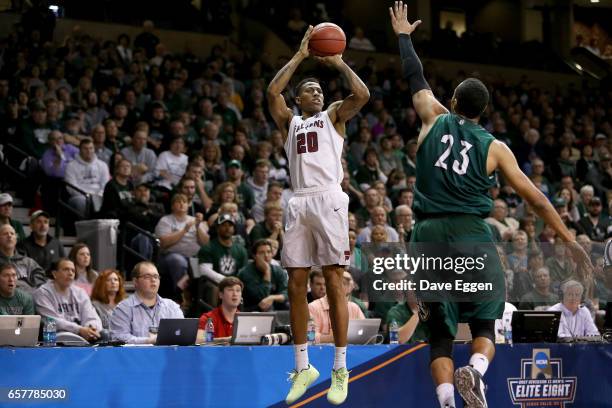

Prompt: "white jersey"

[285,110,344,190]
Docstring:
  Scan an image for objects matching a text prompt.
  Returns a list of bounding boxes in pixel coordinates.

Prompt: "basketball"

[309,23,346,57]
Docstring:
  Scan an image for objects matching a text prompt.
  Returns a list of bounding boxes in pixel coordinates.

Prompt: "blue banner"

[0,343,610,407]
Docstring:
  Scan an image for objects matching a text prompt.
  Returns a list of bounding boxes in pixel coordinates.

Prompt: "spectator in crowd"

[34,258,103,342]
[307,268,326,303]
[385,292,428,343]
[126,182,165,234]
[0,193,26,242]
[69,243,99,296]
[238,239,288,312]
[354,147,388,191]
[197,276,243,341]
[519,267,558,310]
[155,136,188,192]
[486,199,520,241]
[356,206,399,244]
[246,159,270,208]
[308,270,365,344]
[251,182,283,224]
[91,124,112,165]
[121,130,157,185]
[546,237,576,287]
[64,138,110,214]
[579,197,609,242]
[355,188,382,228]
[111,261,183,344]
[576,184,595,218]
[507,230,529,276]
[155,193,209,297]
[394,205,413,243]
[183,161,214,210]
[225,160,255,211]
[549,280,599,338]
[99,159,134,220]
[553,197,583,234]
[0,264,35,315]
[91,269,127,330]
[177,176,206,216]
[349,27,376,52]
[40,130,79,178]
[248,202,284,250]
[19,101,52,159]
[19,210,64,272]
[0,224,46,292]
[198,213,248,307]
[134,20,160,59]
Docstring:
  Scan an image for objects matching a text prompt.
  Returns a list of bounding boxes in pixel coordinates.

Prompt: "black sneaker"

[454,366,487,408]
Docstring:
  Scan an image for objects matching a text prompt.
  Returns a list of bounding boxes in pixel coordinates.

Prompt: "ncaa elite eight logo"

[507,349,577,407]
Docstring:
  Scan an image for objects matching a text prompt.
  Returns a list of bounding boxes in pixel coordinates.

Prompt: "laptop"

[231,313,276,345]
[511,310,561,343]
[0,315,41,347]
[347,318,381,344]
[155,318,199,346]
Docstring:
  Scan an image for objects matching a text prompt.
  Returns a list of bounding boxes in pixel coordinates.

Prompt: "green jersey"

[414,114,496,217]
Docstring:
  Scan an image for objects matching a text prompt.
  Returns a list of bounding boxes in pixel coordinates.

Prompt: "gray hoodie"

[0,252,47,292]
[64,154,110,196]
[34,281,102,334]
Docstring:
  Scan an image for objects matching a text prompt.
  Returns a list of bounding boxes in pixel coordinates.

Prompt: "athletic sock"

[294,343,309,371]
[436,383,455,408]
[333,346,347,370]
[469,353,489,377]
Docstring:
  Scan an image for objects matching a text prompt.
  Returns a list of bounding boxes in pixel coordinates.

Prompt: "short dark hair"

[309,268,324,283]
[251,238,273,256]
[454,78,489,119]
[0,263,17,275]
[294,77,320,96]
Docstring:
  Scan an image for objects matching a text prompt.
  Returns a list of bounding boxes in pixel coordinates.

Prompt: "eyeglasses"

[138,274,160,281]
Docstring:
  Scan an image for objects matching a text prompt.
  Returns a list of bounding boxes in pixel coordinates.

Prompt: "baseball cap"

[0,193,13,206]
[227,160,241,170]
[217,213,236,225]
[552,197,567,208]
[595,133,607,141]
[30,210,50,223]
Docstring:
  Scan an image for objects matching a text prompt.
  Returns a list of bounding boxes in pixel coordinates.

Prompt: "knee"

[430,335,454,363]
[469,319,495,344]
[162,253,188,270]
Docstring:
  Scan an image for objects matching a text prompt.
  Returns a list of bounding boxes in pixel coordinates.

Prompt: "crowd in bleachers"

[0,10,611,344]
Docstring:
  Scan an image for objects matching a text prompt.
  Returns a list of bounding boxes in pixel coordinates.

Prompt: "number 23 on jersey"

[434,134,473,175]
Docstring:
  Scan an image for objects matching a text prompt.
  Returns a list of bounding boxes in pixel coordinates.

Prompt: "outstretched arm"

[490,140,592,277]
[267,26,314,138]
[322,55,370,127]
[389,1,447,128]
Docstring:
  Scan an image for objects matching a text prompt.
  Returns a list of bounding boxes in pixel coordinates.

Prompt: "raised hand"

[314,54,344,68]
[389,1,422,36]
[298,25,315,58]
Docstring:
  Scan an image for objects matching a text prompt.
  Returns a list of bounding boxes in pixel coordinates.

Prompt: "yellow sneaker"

[285,365,320,405]
[327,367,349,405]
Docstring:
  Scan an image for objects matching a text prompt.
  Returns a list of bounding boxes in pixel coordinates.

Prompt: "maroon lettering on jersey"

[296,132,318,154]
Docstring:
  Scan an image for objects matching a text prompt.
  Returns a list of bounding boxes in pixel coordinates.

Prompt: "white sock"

[436,383,455,408]
[333,346,347,370]
[294,343,309,371]
[469,353,489,377]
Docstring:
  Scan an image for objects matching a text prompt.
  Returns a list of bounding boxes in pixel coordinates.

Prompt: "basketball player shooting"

[267,25,369,405]
[388,2,592,408]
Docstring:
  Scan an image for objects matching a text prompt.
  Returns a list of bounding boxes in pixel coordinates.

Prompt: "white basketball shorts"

[281,184,350,268]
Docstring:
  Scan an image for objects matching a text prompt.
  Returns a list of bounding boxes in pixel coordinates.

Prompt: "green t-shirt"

[385,302,429,343]
[414,114,495,217]
[0,289,35,315]
[237,262,288,311]
[198,239,248,277]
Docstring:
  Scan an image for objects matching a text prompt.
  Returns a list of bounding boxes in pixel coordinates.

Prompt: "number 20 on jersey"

[296,132,319,154]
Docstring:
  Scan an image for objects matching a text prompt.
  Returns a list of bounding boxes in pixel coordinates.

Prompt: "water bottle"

[307,317,316,345]
[504,318,513,345]
[43,317,57,347]
[205,318,214,344]
[389,320,399,345]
